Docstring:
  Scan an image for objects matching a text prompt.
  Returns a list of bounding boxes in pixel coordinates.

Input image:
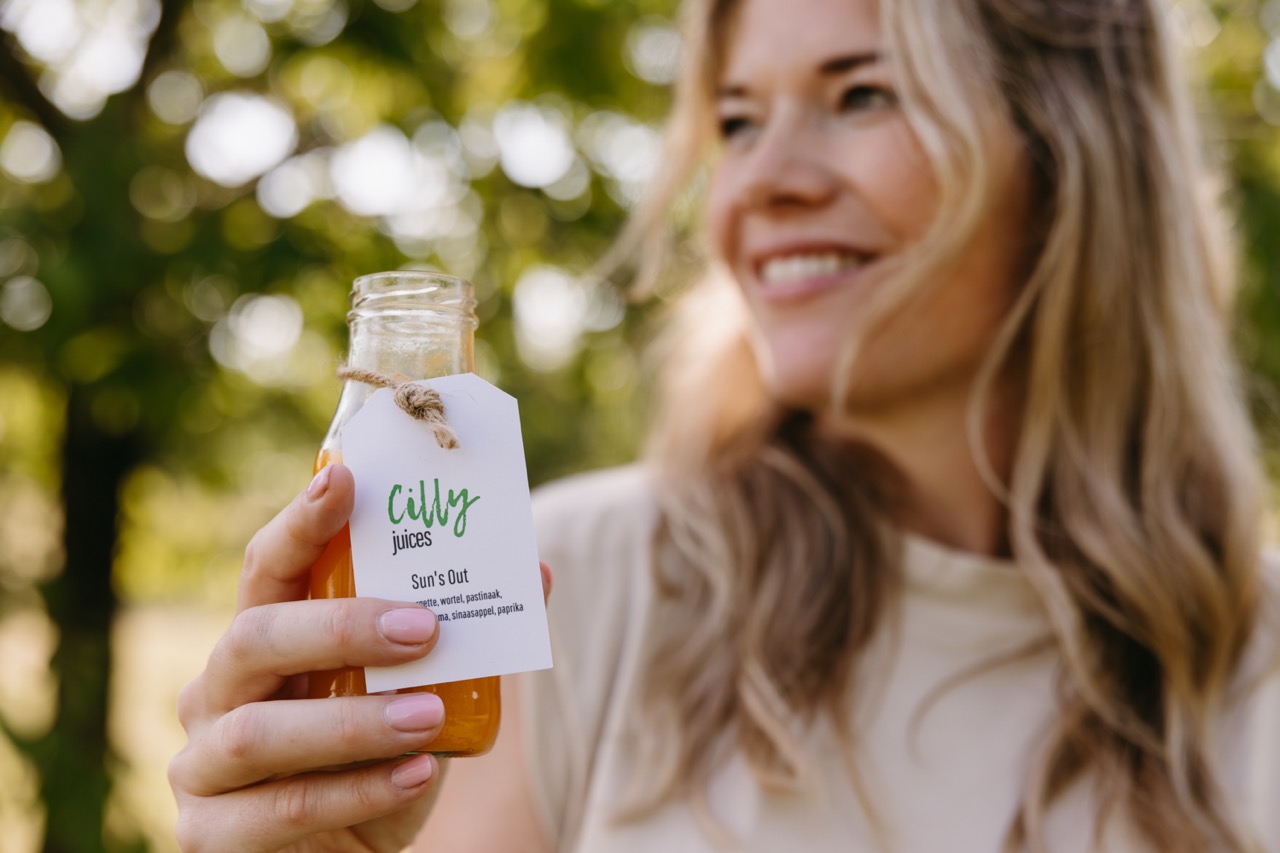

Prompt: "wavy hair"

[623,0,1267,850]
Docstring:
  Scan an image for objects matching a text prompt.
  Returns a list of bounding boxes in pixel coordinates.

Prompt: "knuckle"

[282,497,313,543]
[331,699,366,750]
[321,600,358,653]
[175,677,203,730]
[167,749,191,794]
[349,771,387,815]
[226,606,274,663]
[274,779,320,830]
[277,494,326,557]
[215,704,262,764]
[241,529,265,575]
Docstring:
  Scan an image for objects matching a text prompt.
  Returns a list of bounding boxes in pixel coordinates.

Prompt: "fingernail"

[378,607,437,645]
[383,694,445,732]
[390,753,436,789]
[307,466,332,501]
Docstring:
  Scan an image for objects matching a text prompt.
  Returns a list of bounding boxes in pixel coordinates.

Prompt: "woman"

[169,0,1280,849]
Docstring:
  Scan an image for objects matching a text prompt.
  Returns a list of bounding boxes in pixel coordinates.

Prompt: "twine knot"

[338,366,459,449]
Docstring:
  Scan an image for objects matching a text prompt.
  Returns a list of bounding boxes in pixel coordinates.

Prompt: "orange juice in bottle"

[307,271,499,756]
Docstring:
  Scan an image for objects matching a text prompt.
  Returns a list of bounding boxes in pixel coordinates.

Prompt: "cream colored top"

[523,466,1280,852]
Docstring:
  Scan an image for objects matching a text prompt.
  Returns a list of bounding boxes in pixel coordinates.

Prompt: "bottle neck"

[322,308,477,454]
[346,310,475,378]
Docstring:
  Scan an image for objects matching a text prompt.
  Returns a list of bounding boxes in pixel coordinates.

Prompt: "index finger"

[237,463,355,613]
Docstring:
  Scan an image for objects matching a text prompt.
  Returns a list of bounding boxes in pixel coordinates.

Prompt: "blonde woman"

[169,0,1280,850]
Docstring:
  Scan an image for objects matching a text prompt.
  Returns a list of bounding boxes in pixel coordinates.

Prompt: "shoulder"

[521,465,659,845]
[530,463,660,656]
[1225,549,1280,718]
[533,462,656,525]
[532,463,659,579]
[1241,549,1280,685]
[1218,550,1280,847]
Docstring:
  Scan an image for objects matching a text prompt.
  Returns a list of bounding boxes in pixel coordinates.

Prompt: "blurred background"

[0,0,1275,850]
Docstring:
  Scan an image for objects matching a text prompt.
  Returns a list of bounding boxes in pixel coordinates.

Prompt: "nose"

[736,108,838,210]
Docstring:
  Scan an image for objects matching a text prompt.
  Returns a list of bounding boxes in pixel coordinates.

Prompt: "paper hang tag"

[341,372,552,693]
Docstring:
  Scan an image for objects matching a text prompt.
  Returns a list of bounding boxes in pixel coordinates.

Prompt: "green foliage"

[1195,3,1280,444]
[0,0,674,848]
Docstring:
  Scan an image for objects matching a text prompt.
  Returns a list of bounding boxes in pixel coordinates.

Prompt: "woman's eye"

[840,85,896,113]
[718,115,754,140]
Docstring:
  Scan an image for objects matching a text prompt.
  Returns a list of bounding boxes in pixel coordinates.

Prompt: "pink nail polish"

[307,465,332,500]
[378,607,437,645]
[391,754,436,789]
[383,694,445,732]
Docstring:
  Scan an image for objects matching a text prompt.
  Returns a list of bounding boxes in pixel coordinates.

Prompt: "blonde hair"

[623,0,1268,850]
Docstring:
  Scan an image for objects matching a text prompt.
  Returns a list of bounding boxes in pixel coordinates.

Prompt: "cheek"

[705,167,738,262]
[854,121,939,242]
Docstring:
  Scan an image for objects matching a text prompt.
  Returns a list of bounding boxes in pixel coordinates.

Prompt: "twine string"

[338,366,459,450]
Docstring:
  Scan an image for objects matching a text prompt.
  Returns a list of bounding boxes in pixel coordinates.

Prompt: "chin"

[749,323,846,405]
[758,358,839,411]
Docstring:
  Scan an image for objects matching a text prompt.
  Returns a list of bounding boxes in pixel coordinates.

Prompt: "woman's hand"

[168,464,448,853]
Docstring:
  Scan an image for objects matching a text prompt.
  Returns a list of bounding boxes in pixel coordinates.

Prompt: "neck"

[823,382,1017,557]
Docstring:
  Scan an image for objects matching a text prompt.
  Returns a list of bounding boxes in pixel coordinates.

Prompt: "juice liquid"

[306,449,501,756]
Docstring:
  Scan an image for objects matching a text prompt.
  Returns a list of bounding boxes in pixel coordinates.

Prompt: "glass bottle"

[307,271,500,757]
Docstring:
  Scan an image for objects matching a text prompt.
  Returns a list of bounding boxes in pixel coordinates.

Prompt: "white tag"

[341,373,552,693]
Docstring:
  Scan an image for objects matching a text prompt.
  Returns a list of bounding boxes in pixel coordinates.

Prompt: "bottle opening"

[350,271,478,325]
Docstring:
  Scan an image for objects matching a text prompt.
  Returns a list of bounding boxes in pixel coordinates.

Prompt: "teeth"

[759,252,863,285]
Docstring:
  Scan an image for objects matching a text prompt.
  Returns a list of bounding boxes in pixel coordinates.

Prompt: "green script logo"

[387,479,480,538]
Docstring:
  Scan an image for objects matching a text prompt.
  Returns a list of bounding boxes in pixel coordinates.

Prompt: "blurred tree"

[0,0,1275,851]
[0,0,672,849]
[1199,0,1280,450]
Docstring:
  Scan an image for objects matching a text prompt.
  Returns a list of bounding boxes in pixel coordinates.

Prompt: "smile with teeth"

[759,252,866,285]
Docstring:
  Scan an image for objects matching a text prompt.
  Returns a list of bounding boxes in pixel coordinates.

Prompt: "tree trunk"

[40,384,141,853]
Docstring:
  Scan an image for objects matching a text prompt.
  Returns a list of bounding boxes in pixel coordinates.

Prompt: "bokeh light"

[185,92,297,187]
[624,17,680,85]
[245,0,294,24]
[257,152,327,218]
[578,111,661,207]
[209,293,304,384]
[1171,0,1221,47]
[0,276,53,331]
[1265,38,1280,90]
[493,102,575,189]
[129,166,196,222]
[1,0,83,64]
[1,0,160,119]
[444,0,492,40]
[331,125,437,217]
[0,237,37,278]
[513,265,589,371]
[0,121,62,184]
[291,0,347,46]
[213,15,272,78]
[459,113,499,178]
[297,55,354,109]
[147,69,204,124]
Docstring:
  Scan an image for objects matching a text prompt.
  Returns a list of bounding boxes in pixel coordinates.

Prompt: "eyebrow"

[820,51,881,74]
[716,52,883,99]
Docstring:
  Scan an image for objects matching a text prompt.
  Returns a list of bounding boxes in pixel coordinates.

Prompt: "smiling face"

[707,0,1033,416]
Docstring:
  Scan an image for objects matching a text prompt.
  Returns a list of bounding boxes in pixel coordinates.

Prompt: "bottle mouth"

[350,271,478,323]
